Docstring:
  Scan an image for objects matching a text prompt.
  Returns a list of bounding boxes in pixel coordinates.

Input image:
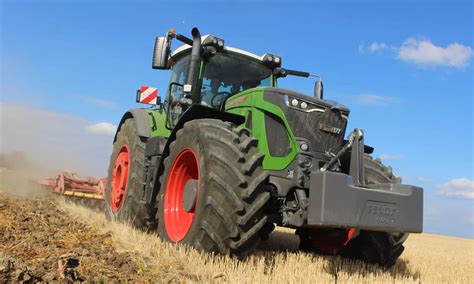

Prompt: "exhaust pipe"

[183,27,202,102]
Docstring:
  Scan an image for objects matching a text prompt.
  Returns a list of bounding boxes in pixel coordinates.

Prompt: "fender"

[146,104,245,208]
[164,104,245,149]
[113,108,152,143]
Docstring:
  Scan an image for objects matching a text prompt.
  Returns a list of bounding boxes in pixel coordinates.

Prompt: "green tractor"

[105,28,423,267]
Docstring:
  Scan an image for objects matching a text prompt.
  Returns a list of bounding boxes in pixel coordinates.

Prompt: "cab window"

[166,56,188,126]
[199,52,272,109]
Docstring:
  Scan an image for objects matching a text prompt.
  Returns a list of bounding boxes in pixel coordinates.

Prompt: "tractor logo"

[319,123,342,134]
[225,96,248,108]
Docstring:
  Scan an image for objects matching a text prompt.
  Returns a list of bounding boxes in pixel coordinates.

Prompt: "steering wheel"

[211,91,232,108]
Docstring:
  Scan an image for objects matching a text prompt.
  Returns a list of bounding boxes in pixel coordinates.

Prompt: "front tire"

[297,154,408,267]
[157,119,270,258]
[338,155,409,267]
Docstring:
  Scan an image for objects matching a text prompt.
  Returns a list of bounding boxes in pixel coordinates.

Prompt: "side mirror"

[152,36,171,69]
[314,80,324,100]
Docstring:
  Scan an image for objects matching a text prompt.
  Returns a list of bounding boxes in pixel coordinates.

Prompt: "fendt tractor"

[105,28,423,267]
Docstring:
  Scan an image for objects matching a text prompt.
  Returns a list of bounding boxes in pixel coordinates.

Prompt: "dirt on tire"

[0,194,151,282]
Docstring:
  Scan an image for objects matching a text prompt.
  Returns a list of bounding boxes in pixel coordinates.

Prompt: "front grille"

[261,88,350,156]
[285,107,347,154]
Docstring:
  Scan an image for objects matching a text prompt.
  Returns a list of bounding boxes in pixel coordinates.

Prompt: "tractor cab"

[146,28,327,128]
[162,34,279,126]
[148,28,326,128]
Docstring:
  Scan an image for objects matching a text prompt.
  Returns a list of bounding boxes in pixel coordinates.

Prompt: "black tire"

[104,118,151,229]
[157,119,270,258]
[338,154,409,267]
[364,155,402,185]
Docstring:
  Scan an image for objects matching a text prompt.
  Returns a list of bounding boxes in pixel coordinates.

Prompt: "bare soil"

[0,194,157,282]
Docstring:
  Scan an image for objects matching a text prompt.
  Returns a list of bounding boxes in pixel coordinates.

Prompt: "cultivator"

[36,171,106,211]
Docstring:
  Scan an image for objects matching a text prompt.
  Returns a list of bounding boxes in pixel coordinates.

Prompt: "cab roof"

[170,34,270,64]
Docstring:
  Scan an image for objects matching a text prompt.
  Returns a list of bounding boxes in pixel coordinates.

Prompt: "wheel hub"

[183,179,198,212]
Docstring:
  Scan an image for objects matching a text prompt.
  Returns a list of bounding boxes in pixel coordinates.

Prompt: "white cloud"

[356,94,400,106]
[359,42,391,53]
[416,176,433,183]
[423,194,474,238]
[398,38,472,68]
[378,154,403,161]
[80,96,118,109]
[360,38,472,68]
[85,122,117,136]
[437,178,474,200]
[369,42,388,52]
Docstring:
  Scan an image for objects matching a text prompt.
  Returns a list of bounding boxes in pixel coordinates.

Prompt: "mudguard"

[158,104,244,172]
[113,109,152,143]
[167,104,245,143]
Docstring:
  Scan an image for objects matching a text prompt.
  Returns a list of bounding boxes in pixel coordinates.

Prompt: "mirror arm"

[175,34,193,46]
[168,30,193,46]
[274,67,310,78]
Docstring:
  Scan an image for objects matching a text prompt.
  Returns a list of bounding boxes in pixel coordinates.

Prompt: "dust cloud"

[0,102,115,197]
[0,151,51,198]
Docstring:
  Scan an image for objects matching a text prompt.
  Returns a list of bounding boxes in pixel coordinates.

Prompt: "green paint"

[225,88,298,171]
[198,60,204,79]
[146,109,171,138]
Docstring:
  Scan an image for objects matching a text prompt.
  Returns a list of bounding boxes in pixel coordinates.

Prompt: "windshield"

[165,52,273,127]
[200,52,272,108]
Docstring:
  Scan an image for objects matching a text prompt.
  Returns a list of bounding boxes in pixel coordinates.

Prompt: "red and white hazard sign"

[138,86,158,104]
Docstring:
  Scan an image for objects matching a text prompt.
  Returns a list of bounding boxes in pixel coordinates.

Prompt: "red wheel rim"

[110,145,130,212]
[164,148,200,242]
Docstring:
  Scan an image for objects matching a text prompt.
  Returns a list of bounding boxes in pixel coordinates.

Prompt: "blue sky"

[1,0,473,238]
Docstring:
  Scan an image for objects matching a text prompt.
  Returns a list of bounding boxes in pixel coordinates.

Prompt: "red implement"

[36,171,106,200]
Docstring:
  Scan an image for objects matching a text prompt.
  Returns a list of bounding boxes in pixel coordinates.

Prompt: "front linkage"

[308,129,423,232]
[275,128,423,233]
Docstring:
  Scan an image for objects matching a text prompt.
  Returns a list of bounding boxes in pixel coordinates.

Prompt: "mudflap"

[307,171,423,233]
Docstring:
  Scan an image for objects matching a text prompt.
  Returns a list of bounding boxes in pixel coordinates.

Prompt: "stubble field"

[1,187,472,283]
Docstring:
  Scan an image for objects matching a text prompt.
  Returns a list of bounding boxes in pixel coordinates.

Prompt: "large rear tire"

[338,154,409,267]
[104,118,151,229]
[157,119,270,258]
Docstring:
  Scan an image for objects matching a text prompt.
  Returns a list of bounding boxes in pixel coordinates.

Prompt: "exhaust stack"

[184,27,202,102]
